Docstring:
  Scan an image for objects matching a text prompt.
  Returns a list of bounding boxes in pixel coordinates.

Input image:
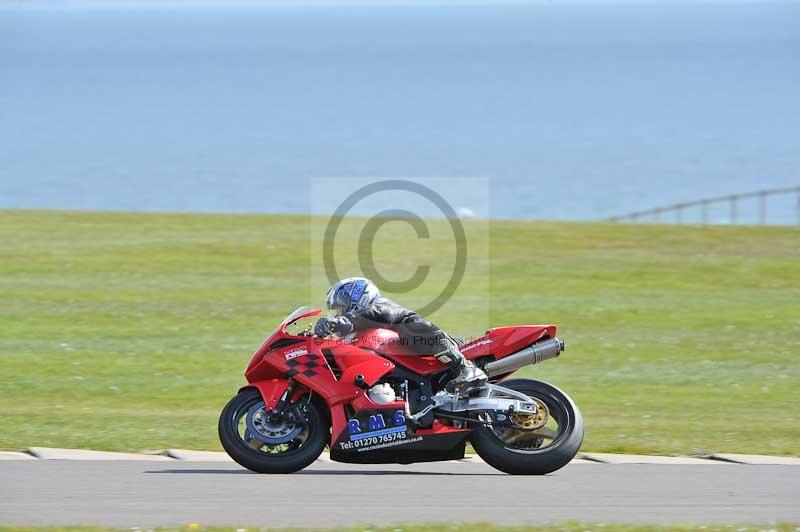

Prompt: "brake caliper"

[508,399,549,430]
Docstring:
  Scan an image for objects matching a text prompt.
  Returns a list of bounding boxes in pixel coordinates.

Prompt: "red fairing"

[460,325,557,361]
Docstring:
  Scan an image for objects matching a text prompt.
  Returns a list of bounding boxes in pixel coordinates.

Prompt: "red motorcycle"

[219,307,583,474]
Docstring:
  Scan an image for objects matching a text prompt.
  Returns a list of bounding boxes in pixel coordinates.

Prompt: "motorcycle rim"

[481,384,572,453]
[229,393,312,456]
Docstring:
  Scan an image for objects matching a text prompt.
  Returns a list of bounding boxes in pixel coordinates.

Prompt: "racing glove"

[314,316,354,337]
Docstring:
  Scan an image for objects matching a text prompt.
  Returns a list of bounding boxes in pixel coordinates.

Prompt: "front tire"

[219,388,328,474]
[470,378,583,475]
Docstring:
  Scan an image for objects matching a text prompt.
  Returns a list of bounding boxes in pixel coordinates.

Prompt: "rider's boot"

[433,340,488,393]
[446,359,488,393]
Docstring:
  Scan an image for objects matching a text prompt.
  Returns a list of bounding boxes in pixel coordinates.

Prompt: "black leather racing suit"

[343,297,466,369]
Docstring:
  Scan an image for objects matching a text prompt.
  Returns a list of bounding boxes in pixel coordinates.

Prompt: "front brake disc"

[245,402,304,445]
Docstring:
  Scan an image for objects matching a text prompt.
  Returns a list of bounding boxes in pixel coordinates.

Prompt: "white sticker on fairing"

[284,347,308,360]
[462,338,493,351]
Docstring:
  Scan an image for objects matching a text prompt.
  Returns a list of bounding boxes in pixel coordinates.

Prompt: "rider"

[314,277,487,392]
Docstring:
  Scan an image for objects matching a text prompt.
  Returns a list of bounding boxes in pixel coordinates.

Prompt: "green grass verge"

[0,210,798,454]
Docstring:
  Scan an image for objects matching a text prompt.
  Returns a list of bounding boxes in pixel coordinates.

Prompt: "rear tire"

[219,388,328,474]
[470,379,583,475]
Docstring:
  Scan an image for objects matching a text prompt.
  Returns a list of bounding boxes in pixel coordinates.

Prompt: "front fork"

[242,378,309,419]
[268,380,295,422]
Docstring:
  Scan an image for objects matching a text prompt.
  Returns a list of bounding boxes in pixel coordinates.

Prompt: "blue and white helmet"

[326,277,380,316]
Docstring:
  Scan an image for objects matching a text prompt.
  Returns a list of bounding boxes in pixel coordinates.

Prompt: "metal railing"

[608,185,800,225]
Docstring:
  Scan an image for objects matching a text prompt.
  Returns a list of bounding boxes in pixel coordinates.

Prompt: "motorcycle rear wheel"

[470,378,583,475]
[218,388,328,474]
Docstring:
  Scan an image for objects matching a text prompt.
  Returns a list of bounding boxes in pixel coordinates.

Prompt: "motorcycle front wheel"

[470,378,584,475]
[218,388,328,473]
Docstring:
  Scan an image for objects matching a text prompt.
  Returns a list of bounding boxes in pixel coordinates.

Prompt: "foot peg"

[406,403,436,423]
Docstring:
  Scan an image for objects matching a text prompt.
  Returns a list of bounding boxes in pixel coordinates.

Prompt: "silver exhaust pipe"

[483,337,564,377]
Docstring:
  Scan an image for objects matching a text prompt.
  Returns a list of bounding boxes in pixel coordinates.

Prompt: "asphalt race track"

[1,459,798,528]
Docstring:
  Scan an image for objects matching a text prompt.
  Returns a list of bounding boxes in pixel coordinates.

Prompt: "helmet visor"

[327,290,350,316]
